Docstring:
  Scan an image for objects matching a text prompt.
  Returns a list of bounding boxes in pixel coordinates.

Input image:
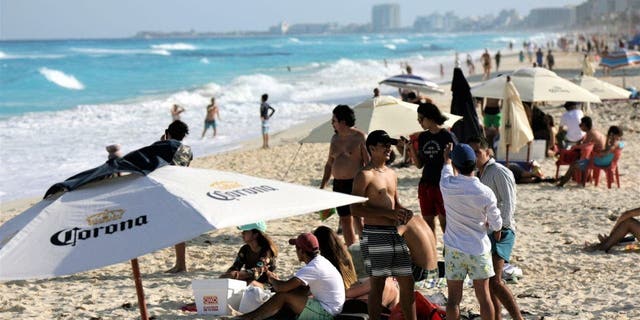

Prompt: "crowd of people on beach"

[90,36,639,319]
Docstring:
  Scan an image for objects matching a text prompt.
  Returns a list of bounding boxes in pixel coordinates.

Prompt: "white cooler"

[192,279,246,315]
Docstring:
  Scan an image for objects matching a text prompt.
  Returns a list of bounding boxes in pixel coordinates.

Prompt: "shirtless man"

[481,49,492,80]
[202,97,220,138]
[171,104,184,121]
[351,130,416,320]
[320,105,369,246]
[557,116,606,187]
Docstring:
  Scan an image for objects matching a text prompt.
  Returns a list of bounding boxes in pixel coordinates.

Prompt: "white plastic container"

[192,279,246,315]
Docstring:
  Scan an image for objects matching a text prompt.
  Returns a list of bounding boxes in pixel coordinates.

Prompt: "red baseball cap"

[288,233,319,252]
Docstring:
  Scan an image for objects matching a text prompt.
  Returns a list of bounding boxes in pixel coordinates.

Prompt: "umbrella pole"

[131,258,149,320]
[281,143,303,181]
[505,145,510,166]
[526,142,531,163]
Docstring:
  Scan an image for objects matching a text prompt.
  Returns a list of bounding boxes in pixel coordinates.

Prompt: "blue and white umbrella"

[600,50,640,69]
[379,74,444,94]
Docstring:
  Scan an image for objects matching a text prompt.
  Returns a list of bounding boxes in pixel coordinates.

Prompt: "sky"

[1,0,584,40]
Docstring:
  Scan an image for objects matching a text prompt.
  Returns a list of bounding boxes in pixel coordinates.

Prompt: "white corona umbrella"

[471,67,601,103]
[300,95,460,143]
[497,77,534,163]
[0,166,366,319]
[571,76,631,100]
[380,74,445,94]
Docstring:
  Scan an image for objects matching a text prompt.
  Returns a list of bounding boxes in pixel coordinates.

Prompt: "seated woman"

[585,207,640,253]
[220,221,278,287]
[312,226,399,311]
[589,126,624,168]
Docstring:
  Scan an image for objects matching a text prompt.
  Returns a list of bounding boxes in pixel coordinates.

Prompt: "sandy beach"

[1,50,639,320]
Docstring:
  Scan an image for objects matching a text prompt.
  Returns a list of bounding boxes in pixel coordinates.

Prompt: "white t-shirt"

[294,255,345,315]
[560,109,585,142]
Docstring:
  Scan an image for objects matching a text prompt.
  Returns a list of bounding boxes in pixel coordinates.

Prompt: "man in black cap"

[351,130,416,320]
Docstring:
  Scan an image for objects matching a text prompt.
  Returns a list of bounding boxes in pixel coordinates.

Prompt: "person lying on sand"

[584,207,640,253]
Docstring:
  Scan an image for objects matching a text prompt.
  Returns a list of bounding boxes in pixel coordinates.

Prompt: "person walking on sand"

[235,233,345,320]
[321,105,369,246]
[162,120,193,273]
[171,104,185,121]
[466,53,475,75]
[402,103,458,240]
[202,98,220,138]
[440,143,502,320]
[467,137,524,320]
[546,50,555,71]
[481,49,492,80]
[535,48,544,68]
[494,50,501,72]
[351,130,416,320]
[260,93,275,149]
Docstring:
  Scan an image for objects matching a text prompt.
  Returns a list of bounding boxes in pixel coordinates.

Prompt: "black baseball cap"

[366,130,398,150]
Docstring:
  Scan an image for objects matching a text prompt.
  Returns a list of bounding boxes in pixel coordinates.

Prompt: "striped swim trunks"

[361,225,413,277]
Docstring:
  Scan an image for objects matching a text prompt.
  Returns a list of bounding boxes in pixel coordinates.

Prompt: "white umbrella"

[571,76,631,100]
[0,166,366,319]
[497,77,534,163]
[300,95,461,143]
[471,67,602,103]
[379,74,445,94]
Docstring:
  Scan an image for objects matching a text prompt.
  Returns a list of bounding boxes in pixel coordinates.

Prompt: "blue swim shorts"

[488,228,516,263]
[204,120,216,129]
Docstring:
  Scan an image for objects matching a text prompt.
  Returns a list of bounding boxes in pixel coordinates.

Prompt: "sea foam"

[150,43,196,51]
[38,68,85,90]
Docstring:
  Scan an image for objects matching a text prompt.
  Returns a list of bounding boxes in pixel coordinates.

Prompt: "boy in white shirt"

[439,143,502,320]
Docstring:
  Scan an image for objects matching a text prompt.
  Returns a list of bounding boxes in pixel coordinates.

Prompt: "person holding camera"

[440,143,503,320]
[220,221,278,288]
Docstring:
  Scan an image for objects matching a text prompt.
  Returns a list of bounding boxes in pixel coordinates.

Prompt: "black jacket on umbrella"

[44,139,182,198]
[450,67,483,143]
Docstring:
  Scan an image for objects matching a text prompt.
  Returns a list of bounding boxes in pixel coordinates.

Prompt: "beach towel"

[389,291,445,320]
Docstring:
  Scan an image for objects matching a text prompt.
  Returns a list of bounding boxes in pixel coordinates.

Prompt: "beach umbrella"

[0,165,366,319]
[571,76,631,100]
[599,50,640,69]
[470,67,601,103]
[449,67,483,143]
[379,74,445,94]
[497,76,534,164]
[599,50,640,87]
[299,95,461,144]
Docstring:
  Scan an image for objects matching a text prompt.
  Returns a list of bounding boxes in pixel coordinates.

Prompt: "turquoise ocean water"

[0,32,556,201]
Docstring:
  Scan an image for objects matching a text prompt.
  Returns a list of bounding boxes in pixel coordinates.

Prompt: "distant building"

[372,4,400,32]
[526,7,573,28]
[287,23,338,34]
[268,22,289,34]
[414,13,444,32]
[574,0,640,27]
